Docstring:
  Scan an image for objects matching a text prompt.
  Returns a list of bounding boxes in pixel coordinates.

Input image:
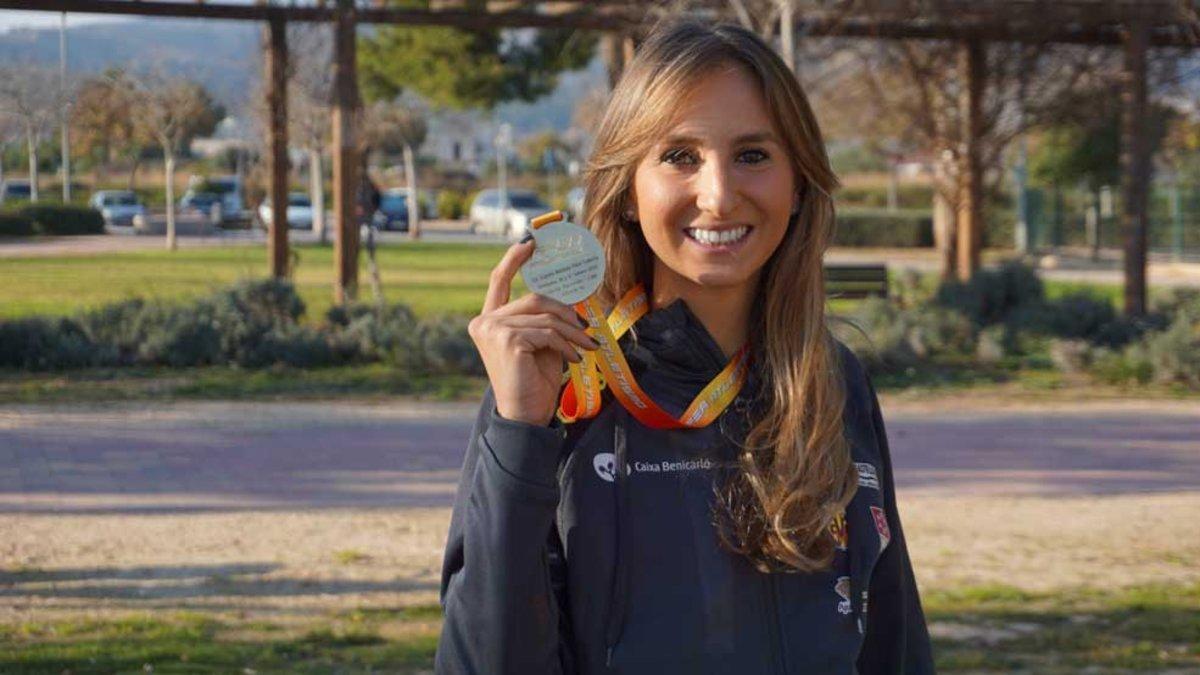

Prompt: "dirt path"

[2,397,1197,626]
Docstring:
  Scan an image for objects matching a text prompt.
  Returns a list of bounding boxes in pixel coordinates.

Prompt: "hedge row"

[833,208,933,248]
[0,204,105,236]
[841,261,1199,389]
[0,279,483,375]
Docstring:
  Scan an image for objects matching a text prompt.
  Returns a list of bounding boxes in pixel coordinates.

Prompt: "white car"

[468,189,553,239]
[88,190,146,226]
[258,192,314,229]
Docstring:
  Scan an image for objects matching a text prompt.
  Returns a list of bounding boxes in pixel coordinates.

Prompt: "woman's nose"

[694,159,738,219]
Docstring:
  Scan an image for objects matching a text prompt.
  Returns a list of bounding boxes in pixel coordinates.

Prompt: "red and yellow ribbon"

[530,211,750,430]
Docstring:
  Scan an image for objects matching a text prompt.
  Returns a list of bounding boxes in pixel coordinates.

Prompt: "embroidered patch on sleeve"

[829,512,849,550]
[834,576,852,615]
[855,462,879,490]
[869,505,891,552]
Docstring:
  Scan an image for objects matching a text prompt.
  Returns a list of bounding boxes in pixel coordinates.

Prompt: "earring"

[624,210,638,222]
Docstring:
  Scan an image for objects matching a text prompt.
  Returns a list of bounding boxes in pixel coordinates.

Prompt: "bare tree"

[0,65,60,202]
[289,24,334,244]
[128,71,222,250]
[363,99,428,239]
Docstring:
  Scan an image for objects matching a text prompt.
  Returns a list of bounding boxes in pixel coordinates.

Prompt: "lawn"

[0,242,514,322]
[2,585,1196,673]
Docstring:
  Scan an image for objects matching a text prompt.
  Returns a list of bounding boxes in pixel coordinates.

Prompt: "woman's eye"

[739,149,769,164]
[660,148,697,165]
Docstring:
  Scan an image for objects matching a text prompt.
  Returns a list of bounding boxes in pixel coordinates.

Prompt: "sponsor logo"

[855,462,879,490]
[870,505,891,552]
[594,454,715,482]
[834,576,852,615]
[829,512,849,550]
[593,453,617,482]
[630,458,714,474]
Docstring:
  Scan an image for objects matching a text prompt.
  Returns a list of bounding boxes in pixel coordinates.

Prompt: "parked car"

[182,174,245,223]
[179,191,223,219]
[258,192,314,229]
[374,189,410,231]
[88,190,146,226]
[0,179,32,205]
[468,189,552,239]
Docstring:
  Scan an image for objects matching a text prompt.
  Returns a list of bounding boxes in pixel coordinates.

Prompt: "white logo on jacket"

[855,462,879,490]
[593,453,617,482]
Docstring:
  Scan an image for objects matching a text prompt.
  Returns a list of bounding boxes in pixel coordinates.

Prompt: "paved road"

[1,399,1197,515]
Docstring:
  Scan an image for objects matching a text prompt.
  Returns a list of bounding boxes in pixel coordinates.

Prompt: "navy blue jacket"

[437,299,935,674]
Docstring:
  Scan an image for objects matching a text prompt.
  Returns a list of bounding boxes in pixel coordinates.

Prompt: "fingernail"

[518,231,534,244]
[577,316,588,328]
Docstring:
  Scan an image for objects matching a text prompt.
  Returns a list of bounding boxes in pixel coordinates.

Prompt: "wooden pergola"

[3,0,1196,315]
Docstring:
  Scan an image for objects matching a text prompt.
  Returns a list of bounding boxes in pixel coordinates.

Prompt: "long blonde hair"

[583,20,856,572]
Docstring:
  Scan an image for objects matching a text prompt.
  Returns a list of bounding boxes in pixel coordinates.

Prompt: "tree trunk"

[933,182,957,281]
[310,148,327,244]
[1086,187,1101,261]
[127,151,142,191]
[956,40,985,282]
[404,142,421,240]
[165,151,177,251]
[27,130,39,202]
[1120,19,1151,317]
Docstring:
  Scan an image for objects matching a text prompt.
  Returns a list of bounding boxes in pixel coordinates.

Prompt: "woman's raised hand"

[468,240,599,426]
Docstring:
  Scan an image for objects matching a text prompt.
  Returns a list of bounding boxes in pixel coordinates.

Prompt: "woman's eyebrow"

[661,131,780,145]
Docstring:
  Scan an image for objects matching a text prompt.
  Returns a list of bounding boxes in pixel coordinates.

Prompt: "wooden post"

[332,0,361,304]
[1120,19,1151,317]
[602,33,625,89]
[779,0,795,72]
[266,14,290,279]
[956,39,985,282]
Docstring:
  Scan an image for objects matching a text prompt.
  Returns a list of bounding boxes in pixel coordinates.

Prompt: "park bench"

[824,264,889,299]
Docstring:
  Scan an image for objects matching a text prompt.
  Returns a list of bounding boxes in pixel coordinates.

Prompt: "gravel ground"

[4,492,1198,626]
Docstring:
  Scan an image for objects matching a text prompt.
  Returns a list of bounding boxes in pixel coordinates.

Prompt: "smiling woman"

[438,18,933,675]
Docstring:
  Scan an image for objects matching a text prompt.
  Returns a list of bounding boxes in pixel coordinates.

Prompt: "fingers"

[505,313,598,352]
[482,240,536,314]
[494,292,584,329]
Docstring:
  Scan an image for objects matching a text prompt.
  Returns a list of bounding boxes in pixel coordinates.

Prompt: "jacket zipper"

[764,573,787,674]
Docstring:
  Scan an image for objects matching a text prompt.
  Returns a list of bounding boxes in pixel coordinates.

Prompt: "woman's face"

[630,63,798,294]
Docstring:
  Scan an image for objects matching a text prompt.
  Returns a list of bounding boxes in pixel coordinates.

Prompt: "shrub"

[840,298,974,370]
[934,260,1044,327]
[1091,345,1153,385]
[437,190,468,219]
[1144,313,1200,387]
[0,316,99,370]
[0,211,37,237]
[833,208,933,248]
[135,302,224,367]
[332,303,422,368]
[417,314,483,375]
[1048,339,1091,375]
[17,204,105,235]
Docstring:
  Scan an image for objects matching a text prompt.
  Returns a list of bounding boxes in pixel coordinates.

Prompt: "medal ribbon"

[557,284,750,429]
[527,211,750,430]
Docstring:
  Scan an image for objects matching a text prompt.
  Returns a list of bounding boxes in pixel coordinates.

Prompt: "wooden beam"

[3,1,1196,46]
[266,15,290,279]
[332,0,361,304]
[1121,19,1152,317]
[956,39,985,282]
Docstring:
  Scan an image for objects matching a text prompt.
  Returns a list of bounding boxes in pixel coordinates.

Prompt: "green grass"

[925,583,1200,671]
[1,608,441,674]
[2,585,1196,673]
[0,241,513,321]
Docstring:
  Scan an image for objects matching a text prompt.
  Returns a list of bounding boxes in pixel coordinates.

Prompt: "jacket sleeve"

[856,375,936,674]
[435,387,572,675]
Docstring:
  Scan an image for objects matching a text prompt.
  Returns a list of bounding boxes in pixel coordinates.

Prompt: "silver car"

[468,189,552,240]
[89,190,146,226]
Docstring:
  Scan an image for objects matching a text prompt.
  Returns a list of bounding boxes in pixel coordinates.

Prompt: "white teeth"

[686,226,749,246]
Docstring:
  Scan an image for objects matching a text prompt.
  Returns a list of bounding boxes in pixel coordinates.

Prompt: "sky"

[0,10,126,33]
